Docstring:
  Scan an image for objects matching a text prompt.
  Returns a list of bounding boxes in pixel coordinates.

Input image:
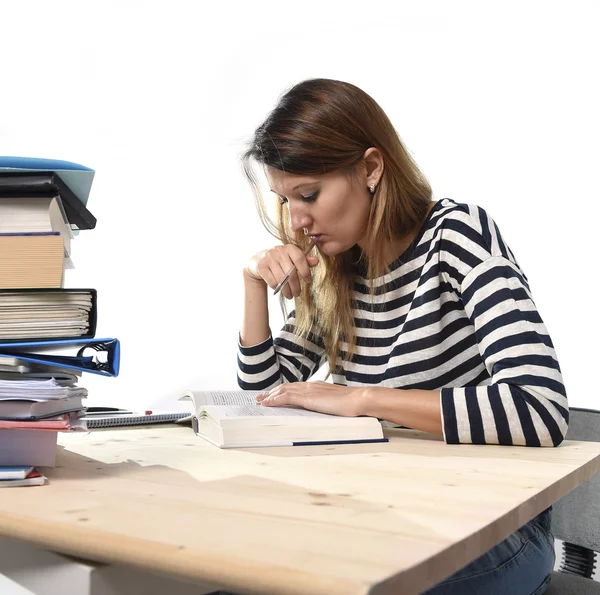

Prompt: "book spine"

[0,232,61,236]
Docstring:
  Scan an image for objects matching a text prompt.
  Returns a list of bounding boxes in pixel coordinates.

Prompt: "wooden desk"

[0,426,599,595]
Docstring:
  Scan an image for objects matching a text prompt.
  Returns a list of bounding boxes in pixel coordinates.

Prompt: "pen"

[273,237,318,296]
[83,411,135,416]
[83,410,154,417]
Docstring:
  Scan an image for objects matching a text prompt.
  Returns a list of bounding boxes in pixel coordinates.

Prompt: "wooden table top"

[0,426,599,595]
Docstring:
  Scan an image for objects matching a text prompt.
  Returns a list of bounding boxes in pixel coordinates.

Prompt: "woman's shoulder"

[431,198,513,260]
[432,198,498,231]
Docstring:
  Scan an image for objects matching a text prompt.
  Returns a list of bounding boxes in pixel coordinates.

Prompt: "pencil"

[273,237,318,295]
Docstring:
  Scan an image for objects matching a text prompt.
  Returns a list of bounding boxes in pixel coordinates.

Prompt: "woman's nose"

[289,205,312,234]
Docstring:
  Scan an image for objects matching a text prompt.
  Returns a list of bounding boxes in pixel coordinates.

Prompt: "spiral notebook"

[83,411,187,428]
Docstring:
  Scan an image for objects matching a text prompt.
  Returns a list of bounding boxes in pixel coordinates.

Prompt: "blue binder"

[0,338,120,377]
[0,157,94,207]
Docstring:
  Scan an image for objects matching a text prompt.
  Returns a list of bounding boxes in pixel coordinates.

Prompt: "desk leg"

[0,573,36,595]
[0,537,220,595]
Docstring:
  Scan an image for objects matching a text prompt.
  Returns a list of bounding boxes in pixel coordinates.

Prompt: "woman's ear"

[362,147,384,187]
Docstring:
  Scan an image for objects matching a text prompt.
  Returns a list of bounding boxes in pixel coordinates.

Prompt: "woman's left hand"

[256,382,366,417]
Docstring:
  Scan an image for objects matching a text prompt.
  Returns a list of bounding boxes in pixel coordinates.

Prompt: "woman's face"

[265,166,372,256]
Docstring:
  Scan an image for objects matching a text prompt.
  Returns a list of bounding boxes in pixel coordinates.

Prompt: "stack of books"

[0,157,120,477]
[0,465,46,488]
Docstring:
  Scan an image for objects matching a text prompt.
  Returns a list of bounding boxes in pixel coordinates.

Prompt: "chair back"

[552,407,600,551]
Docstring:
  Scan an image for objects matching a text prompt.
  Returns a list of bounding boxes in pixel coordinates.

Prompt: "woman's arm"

[240,244,319,346]
[240,273,270,347]
[237,246,326,390]
[258,382,444,437]
[437,254,568,447]
[361,388,443,436]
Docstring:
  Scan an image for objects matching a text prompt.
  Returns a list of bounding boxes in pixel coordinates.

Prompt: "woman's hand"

[256,381,366,417]
[243,245,319,299]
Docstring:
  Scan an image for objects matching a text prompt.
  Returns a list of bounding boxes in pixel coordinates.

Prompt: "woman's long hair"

[242,78,432,376]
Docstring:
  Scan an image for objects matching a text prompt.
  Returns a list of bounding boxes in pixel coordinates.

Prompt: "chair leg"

[559,542,597,578]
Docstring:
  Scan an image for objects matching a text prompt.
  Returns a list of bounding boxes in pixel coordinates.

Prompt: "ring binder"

[0,338,120,377]
[0,288,97,342]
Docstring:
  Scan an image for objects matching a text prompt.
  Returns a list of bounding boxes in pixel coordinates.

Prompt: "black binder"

[0,288,98,342]
[0,172,97,230]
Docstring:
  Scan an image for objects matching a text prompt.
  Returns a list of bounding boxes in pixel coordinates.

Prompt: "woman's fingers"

[259,386,294,406]
[255,264,280,292]
[257,244,318,298]
[256,383,363,417]
[272,260,301,298]
[288,249,315,283]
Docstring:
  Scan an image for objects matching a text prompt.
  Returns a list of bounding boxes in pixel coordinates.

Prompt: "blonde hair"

[242,78,432,375]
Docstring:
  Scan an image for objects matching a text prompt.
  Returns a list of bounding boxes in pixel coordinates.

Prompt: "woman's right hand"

[243,245,320,299]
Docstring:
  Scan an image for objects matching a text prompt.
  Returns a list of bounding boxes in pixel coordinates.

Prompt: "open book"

[178,389,386,448]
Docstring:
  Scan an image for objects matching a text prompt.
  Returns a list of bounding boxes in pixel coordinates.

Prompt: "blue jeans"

[212,509,555,595]
[422,508,555,595]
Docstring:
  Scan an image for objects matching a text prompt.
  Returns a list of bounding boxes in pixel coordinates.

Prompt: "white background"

[1,0,597,412]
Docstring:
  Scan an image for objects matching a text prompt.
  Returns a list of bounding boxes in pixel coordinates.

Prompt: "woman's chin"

[318,240,349,257]
[317,240,333,255]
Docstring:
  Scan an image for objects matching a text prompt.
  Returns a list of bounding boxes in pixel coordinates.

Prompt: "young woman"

[238,78,565,594]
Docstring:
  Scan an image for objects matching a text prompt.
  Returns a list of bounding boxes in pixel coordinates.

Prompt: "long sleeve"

[439,208,569,446]
[237,311,327,390]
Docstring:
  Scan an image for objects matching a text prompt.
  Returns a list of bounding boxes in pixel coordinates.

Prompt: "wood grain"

[0,426,598,595]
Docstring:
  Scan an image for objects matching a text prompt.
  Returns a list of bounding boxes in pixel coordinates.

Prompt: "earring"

[369,183,376,194]
[303,228,309,235]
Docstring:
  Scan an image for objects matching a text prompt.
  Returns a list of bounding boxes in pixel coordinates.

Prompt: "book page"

[202,391,262,406]
[179,389,261,411]
[203,405,333,419]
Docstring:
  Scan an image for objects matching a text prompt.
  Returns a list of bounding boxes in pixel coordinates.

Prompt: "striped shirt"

[237,198,568,447]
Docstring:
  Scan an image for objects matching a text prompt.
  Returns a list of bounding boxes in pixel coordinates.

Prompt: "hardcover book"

[178,389,386,448]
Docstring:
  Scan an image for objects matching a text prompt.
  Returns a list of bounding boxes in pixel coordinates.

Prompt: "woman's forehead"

[265,166,322,193]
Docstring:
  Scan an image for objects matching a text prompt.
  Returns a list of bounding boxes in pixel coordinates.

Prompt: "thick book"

[0,395,86,421]
[0,288,97,341]
[0,171,96,231]
[178,389,387,448]
[0,195,74,256]
[0,232,64,288]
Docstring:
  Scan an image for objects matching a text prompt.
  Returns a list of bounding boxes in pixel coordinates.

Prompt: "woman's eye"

[278,192,318,205]
[301,192,319,203]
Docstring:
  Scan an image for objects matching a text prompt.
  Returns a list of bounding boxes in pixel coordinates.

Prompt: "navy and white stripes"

[237,198,568,446]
